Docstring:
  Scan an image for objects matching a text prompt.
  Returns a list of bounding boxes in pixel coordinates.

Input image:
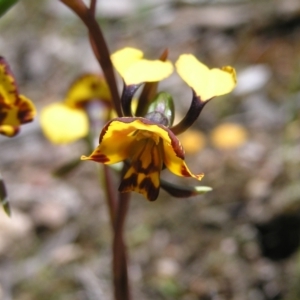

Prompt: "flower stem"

[113,190,131,300]
[59,0,123,117]
[170,91,208,135]
[121,84,141,116]
[103,165,117,227]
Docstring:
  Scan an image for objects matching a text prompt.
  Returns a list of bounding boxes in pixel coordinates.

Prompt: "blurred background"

[1,0,300,299]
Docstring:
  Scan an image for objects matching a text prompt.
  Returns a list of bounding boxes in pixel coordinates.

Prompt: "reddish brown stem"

[170,91,208,135]
[113,191,131,300]
[59,0,123,117]
[90,0,96,15]
[103,165,117,228]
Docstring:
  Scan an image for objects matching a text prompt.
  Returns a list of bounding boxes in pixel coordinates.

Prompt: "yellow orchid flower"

[0,57,36,137]
[81,117,204,201]
[111,47,173,85]
[175,54,236,101]
[40,74,111,144]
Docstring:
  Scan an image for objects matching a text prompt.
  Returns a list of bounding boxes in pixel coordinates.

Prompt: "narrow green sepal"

[161,179,212,198]
[53,158,82,177]
[0,174,11,216]
[0,0,19,17]
[144,92,175,127]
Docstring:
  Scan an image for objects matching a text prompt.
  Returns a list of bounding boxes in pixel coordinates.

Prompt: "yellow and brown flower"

[40,74,111,144]
[81,117,204,201]
[0,57,36,137]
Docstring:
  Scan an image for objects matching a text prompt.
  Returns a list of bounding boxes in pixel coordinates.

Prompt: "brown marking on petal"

[99,120,112,143]
[0,111,8,123]
[180,165,204,180]
[139,117,185,159]
[119,172,138,193]
[118,136,163,201]
[131,155,161,174]
[139,177,159,201]
[90,153,110,163]
[168,132,185,159]
[181,166,191,177]
[17,102,35,123]
[0,102,12,123]
[82,153,110,163]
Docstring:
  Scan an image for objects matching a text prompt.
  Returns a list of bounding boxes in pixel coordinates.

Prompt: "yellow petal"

[82,117,203,181]
[0,124,19,137]
[176,54,236,101]
[111,47,143,78]
[81,118,137,164]
[162,140,204,181]
[40,103,88,144]
[210,123,248,150]
[64,74,111,108]
[111,47,173,85]
[0,57,18,105]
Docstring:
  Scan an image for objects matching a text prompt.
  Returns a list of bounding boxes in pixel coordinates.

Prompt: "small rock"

[156,258,180,278]
[234,65,271,95]
[0,209,33,254]
[50,243,83,266]
[31,201,69,229]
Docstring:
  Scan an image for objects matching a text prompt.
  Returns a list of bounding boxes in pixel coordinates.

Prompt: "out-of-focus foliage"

[0,0,18,17]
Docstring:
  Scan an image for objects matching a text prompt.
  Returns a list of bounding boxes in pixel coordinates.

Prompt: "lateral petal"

[111,47,173,85]
[176,54,236,101]
[40,102,88,144]
[64,74,111,108]
[122,59,173,85]
[111,47,144,79]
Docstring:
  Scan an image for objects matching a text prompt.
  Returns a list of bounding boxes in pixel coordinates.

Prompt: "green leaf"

[0,0,19,18]
[52,158,81,177]
[0,173,10,216]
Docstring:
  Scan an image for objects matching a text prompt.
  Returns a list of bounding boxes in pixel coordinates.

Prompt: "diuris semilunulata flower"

[82,47,237,201]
